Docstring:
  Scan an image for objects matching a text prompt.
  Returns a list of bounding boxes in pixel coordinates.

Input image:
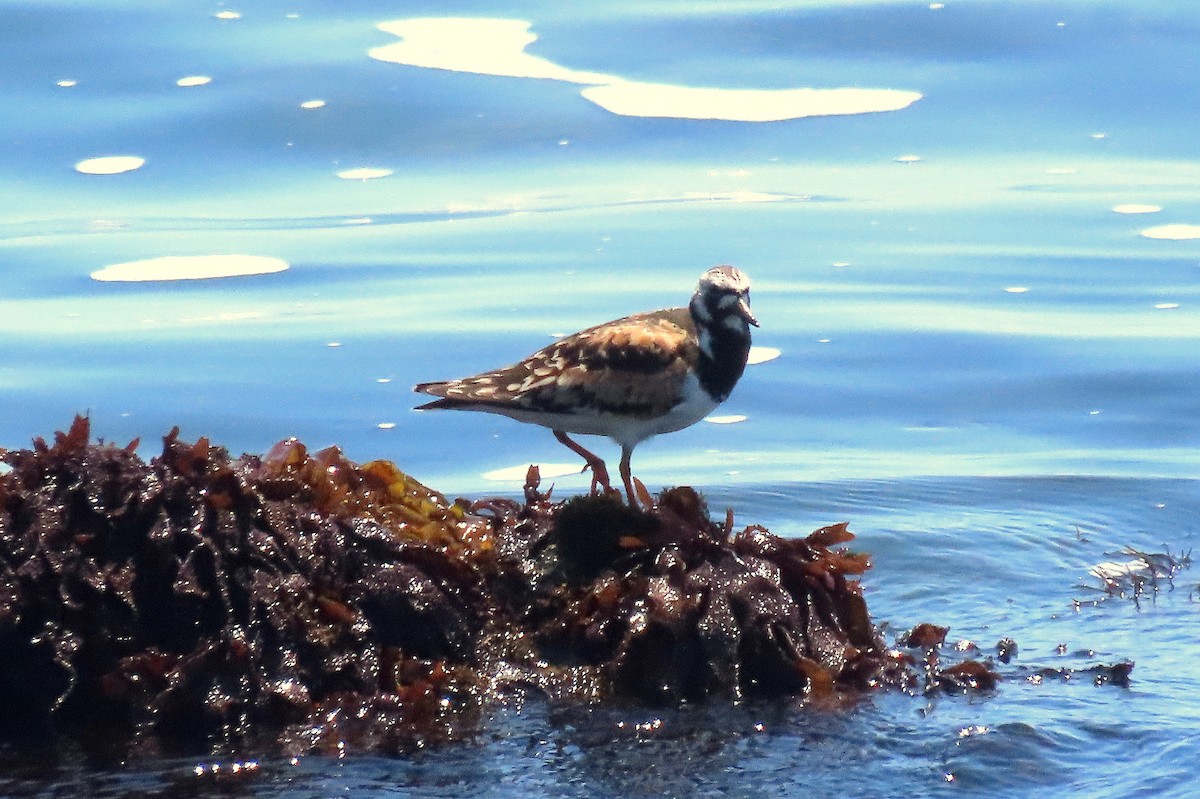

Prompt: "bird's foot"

[553,431,620,500]
[581,460,620,499]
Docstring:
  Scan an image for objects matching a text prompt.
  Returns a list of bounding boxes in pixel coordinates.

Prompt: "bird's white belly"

[488,372,720,449]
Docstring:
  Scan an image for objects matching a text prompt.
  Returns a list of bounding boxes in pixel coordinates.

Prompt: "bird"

[414,265,757,506]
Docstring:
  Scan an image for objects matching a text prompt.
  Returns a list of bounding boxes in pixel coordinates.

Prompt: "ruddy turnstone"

[414,265,757,505]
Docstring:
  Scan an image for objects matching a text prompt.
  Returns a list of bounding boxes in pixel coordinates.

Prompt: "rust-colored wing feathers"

[415,309,697,419]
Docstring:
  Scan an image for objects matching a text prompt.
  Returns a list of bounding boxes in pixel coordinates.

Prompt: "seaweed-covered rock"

[0,417,994,753]
[0,418,486,748]
[494,482,908,703]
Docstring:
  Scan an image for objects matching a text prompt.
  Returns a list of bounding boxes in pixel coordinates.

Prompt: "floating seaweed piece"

[995,637,1019,664]
[937,661,1000,693]
[0,417,997,755]
[1077,546,1192,609]
[898,623,949,649]
[1018,660,1135,688]
[892,623,1001,694]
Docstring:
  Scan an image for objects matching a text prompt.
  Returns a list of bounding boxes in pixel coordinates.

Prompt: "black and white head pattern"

[689,265,756,401]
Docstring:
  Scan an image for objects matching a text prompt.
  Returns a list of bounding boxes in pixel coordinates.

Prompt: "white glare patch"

[336,167,393,180]
[483,463,581,481]
[686,190,787,204]
[215,10,241,20]
[582,82,921,122]
[176,75,212,87]
[91,254,289,282]
[704,414,746,425]
[75,156,145,175]
[178,311,264,324]
[377,422,396,430]
[1005,286,1030,294]
[371,18,617,83]
[1141,224,1200,240]
[747,346,781,365]
[300,99,326,109]
[1112,204,1161,214]
[57,79,77,87]
[372,17,921,122]
[1089,559,1151,581]
[894,154,922,163]
[1154,303,1180,310]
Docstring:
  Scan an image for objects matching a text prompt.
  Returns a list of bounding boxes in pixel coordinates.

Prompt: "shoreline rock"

[0,417,994,754]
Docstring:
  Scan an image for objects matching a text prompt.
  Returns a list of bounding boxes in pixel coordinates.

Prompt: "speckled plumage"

[415,266,757,504]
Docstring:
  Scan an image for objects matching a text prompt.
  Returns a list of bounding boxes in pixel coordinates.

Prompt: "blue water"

[2,1,1198,796]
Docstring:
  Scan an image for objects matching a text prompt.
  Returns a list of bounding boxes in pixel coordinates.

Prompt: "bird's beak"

[738,295,759,327]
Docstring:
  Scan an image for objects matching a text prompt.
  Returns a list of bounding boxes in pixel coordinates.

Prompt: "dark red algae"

[0,417,997,755]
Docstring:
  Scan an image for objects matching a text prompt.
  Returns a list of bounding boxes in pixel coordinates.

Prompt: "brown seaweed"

[0,417,1018,753]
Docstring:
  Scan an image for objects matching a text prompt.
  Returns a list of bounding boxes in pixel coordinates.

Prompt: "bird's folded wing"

[417,311,697,419]
[535,314,697,416]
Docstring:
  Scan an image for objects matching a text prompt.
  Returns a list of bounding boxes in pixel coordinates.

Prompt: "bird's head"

[692,265,758,331]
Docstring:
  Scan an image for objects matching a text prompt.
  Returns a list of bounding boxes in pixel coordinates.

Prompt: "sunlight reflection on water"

[1141,223,1200,240]
[335,167,394,180]
[74,156,145,175]
[370,17,921,122]
[90,255,290,282]
[746,346,781,365]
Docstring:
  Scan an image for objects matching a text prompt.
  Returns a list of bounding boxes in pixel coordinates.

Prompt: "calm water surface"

[1,1,1198,797]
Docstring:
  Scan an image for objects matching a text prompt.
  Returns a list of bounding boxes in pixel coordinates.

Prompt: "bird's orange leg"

[553,430,614,496]
[619,445,638,508]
